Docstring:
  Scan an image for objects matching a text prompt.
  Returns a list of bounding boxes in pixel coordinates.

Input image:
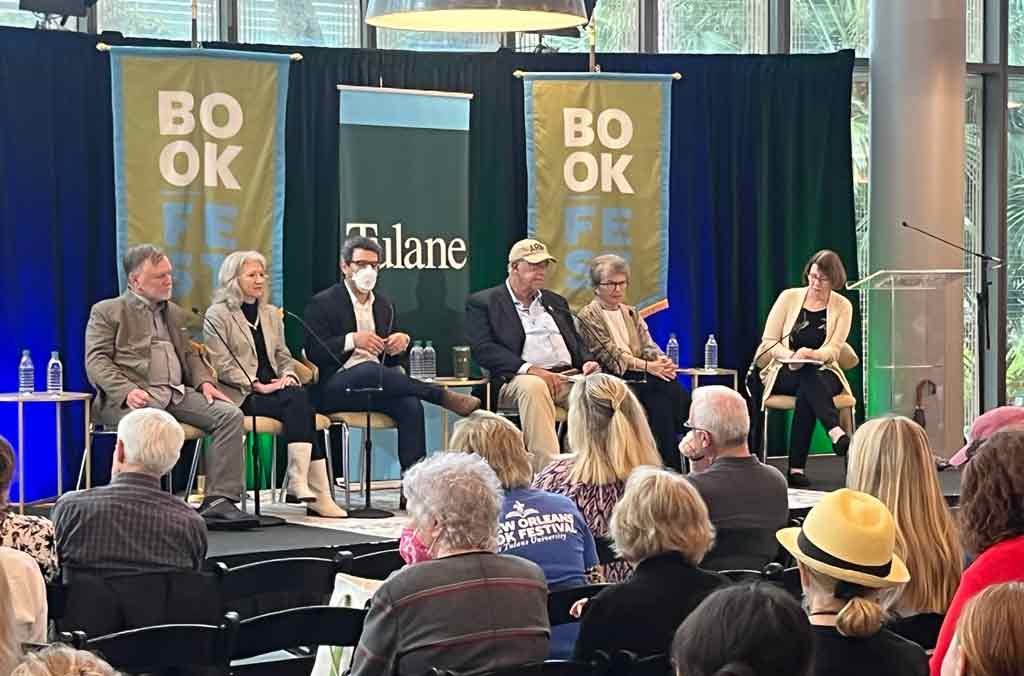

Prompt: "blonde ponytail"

[835,596,885,637]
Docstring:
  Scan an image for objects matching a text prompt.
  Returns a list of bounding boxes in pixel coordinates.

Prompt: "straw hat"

[776,488,909,589]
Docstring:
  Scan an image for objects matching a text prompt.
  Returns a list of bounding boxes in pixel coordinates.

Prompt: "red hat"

[949,406,1024,466]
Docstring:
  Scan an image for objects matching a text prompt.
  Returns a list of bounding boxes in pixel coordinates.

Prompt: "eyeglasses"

[807,272,830,284]
[350,260,380,270]
[683,420,711,436]
[598,281,628,290]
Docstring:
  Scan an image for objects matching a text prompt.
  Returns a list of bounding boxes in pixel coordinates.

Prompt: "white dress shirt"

[342,281,378,370]
[506,281,572,374]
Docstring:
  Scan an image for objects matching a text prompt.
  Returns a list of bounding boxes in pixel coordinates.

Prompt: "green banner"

[338,85,472,375]
[111,47,291,321]
[524,73,673,315]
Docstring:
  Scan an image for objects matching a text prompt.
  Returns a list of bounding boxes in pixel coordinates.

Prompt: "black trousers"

[318,361,446,471]
[624,371,691,471]
[771,367,843,469]
[242,386,324,459]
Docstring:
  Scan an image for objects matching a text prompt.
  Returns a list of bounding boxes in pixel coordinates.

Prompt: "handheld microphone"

[282,308,344,370]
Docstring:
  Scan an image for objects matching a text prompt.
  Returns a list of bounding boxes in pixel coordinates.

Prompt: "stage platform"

[204,455,963,567]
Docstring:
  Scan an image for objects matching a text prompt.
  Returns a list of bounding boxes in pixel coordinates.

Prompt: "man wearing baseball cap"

[466,239,599,470]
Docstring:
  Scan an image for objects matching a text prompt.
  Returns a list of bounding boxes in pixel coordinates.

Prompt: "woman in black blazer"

[574,468,725,660]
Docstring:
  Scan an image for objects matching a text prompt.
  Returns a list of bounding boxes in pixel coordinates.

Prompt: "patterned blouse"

[0,512,58,582]
[532,457,633,583]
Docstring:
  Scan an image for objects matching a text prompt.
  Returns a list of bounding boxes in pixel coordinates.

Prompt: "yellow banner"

[110,47,291,322]
[524,73,672,314]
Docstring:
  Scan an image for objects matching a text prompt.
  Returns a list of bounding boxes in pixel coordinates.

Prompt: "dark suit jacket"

[573,552,726,660]
[303,283,404,383]
[465,283,590,405]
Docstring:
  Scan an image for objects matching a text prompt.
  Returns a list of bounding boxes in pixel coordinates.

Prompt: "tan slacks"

[499,374,573,472]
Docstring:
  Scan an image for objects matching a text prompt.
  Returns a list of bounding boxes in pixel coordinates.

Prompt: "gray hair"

[117,408,185,476]
[589,254,631,288]
[213,250,268,310]
[123,244,167,279]
[340,236,383,264]
[403,452,504,552]
[691,385,750,449]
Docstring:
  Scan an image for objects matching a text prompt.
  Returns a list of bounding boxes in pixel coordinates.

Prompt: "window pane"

[657,0,767,53]
[516,0,639,53]
[97,0,218,41]
[790,0,868,56]
[1006,80,1024,400]
[239,0,361,47]
[0,0,40,28]
[1011,0,1024,65]
[377,29,499,51]
[966,0,983,63]
[964,78,982,427]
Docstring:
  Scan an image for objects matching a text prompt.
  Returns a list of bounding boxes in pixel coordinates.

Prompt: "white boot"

[306,459,347,518]
[285,443,315,502]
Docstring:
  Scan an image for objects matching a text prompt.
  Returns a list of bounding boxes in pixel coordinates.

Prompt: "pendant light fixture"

[366,0,588,33]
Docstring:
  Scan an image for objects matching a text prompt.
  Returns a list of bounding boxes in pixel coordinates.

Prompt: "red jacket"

[930,535,1024,675]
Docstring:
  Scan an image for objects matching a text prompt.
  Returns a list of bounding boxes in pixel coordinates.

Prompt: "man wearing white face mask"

[304,236,481,474]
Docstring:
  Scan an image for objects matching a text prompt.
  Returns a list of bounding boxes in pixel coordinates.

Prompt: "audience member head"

[0,566,20,676]
[113,408,184,478]
[339,236,383,293]
[213,250,268,309]
[123,244,172,303]
[568,372,661,485]
[802,249,846,293]
[449,410,533,489]
[610,467,714,565]
[11,645,117,676]
[949,406,1024,467]
[941,582,1024,676]
[589,254,630,310]
[506,239,556,295]
[846,416,962,614]
[0,435,14,511]
[688,386,750,459]
[673,582,813,676]
[959,428,1024,557]
[777,489,909,638]
[403,452,503,559]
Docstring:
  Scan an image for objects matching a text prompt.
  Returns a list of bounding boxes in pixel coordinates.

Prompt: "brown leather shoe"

[441,390,481,417]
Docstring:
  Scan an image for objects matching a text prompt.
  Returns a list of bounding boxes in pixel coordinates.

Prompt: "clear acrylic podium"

[847,269,967,454]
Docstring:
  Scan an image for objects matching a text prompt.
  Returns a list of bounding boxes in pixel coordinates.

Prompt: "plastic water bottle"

[704,334,719,370]
[666,333,679,366]
[18,350,34,394]
[410,341,424,380]
[423,341,437,381]
[46,351,63,395]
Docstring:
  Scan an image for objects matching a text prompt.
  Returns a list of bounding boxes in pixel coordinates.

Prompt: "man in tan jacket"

[85,244,253,527]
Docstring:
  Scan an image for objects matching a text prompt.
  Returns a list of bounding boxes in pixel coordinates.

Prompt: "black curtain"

[0,27,855,498]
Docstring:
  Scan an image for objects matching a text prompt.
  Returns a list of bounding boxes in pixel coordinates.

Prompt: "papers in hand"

[778,358,823,365]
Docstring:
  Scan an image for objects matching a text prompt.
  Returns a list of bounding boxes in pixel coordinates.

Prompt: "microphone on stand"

[282,308,343,370]
[901,220,1001,350]
[744,318,810,400]
[544,301,648,384]
[192,307,285,528]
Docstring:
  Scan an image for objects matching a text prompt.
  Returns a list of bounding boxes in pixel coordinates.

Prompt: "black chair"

[886,613,944,651]
[216,551,353,618]
[62,611,240,676]
[547,584,612,626]
[594,537,619,566]
[433,659,604,676]
[231,605,367,676]
[716,569,761,583]
[349,548,405,580]
[761,565,802,600]
[58,570,223,636]
[605,652,671,676]
[700,527,779,572]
